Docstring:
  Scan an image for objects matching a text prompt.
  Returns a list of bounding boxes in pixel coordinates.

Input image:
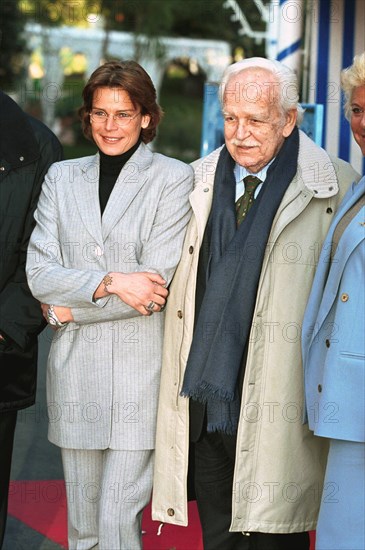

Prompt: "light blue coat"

[302,176,365,442]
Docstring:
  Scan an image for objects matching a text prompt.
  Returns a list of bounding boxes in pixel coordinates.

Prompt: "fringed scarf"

[181,128,299,434]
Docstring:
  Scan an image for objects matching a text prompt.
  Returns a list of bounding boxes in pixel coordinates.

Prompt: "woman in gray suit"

[26,60,193,549]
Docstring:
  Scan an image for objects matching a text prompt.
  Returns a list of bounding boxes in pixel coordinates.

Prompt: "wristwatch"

[47,305,67,328]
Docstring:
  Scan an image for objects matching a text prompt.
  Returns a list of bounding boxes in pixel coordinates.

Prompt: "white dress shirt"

[234,160,274,202]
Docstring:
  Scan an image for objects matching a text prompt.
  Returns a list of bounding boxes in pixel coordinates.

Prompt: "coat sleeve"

[0,132,63,350]
[71,163,194,324]
[26,165,109,307]
[27,162,193,324]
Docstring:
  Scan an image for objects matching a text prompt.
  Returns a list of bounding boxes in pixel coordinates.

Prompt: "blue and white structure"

[275,0,304,75]
[268,0,364,173]
[306,0,365,174]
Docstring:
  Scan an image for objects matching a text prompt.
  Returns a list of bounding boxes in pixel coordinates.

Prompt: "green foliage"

[100,0,266,55]
[102,0,175,36]
[0,1,27,90]
[155,68,204,163]
[54,77,86,144]
[19,0,93,27]
[16,0,268,161]
[63,142,97,159]
[19,0,267,55]
[54,76,84,118]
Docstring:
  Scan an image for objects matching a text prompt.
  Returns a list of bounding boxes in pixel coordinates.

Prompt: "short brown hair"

[79,60,163,143]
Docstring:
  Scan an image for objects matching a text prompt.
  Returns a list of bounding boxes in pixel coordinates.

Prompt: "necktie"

[235,175,262,226]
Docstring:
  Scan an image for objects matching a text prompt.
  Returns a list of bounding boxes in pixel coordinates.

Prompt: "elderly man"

[152,58,359,549]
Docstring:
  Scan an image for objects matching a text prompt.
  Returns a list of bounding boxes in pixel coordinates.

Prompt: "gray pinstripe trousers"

[61,448,154,550]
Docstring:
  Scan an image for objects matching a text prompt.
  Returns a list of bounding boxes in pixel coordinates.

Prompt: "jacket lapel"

[190,147,220,246]
[71,154,103,245]
[101,143,152,241]
[308,179,365,346]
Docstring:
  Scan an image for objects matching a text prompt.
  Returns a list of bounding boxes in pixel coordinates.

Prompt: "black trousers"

[0,410,17,549]
[194,430,310,550]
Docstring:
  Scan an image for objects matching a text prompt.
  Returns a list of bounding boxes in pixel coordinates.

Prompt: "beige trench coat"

[152,131,359,533]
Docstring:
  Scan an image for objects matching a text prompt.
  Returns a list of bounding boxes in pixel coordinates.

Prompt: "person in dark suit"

[302,51,365,550]
[0,90,63,547]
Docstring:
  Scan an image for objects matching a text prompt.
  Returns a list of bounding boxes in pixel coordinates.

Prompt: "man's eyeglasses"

[89,109,141,127]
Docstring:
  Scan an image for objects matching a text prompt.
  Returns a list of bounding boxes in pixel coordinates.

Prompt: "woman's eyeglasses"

[89,109,141,127]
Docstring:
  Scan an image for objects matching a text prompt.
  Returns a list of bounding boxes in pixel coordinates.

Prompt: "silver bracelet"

[47,305,67,328]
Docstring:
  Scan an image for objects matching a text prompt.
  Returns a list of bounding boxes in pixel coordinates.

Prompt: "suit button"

[189,245,194,254]
[0,166,5,171]
[341,293,349,302]
[167,508,175,516]
[95,246,103,256]
[318,384,322,393]
[203,188,209,193]
[325,339,330,348]
[177,310,183,319]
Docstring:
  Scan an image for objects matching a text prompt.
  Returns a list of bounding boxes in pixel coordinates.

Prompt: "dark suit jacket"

[0,91,63,412]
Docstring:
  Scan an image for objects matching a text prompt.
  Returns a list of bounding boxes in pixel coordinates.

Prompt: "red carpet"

[8,480,203,549]
[8,481,68,548]
[8,480,315,549]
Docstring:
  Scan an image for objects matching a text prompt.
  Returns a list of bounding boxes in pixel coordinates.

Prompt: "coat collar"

[297,130,339,198]
[101,143,152,240]
[0,91,40,169]
[189,131,337,244]
[191,131,339,208]
[71,143,153,244]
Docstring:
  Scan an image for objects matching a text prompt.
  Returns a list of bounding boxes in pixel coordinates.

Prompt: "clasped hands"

[41,271,168,327]
[97,271,168,316]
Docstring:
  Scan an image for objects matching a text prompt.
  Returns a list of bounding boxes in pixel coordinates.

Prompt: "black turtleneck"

[98,138,141,214]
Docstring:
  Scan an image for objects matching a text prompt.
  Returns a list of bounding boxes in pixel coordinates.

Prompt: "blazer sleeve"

[26,166,109,307]
[71,163,194,324]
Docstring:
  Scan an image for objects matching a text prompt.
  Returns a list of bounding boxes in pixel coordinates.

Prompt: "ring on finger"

[146,301,155,312]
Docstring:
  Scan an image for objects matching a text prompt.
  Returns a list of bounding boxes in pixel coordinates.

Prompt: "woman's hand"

[94,272,168,316]
[41,304,74,325]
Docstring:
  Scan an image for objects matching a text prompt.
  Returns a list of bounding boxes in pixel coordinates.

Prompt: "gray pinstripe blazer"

[26,143,193,450]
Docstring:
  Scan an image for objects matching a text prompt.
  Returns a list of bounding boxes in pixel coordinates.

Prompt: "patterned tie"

[235,175,262,226]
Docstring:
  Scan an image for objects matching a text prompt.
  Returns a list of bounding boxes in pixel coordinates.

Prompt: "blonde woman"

[302,52,365,550]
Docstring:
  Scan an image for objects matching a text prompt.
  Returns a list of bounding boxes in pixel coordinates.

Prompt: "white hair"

[219,57,304,125]
[341,52,365,120]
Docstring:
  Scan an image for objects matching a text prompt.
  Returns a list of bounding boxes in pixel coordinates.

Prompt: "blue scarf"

[181,128,299,434]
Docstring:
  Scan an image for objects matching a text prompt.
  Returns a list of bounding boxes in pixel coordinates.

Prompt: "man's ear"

[282,109,298,137]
